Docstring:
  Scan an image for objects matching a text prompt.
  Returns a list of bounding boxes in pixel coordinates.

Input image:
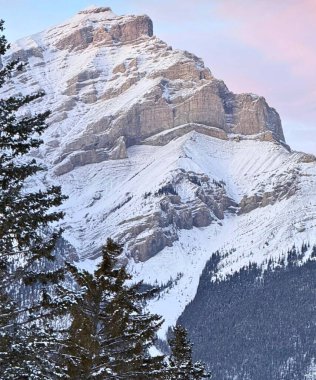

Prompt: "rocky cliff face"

[2,6,316,334]
[6,6,285,177]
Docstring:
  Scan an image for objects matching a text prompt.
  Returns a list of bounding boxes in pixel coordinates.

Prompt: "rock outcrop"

[3,8,316,358]
[54,11,153,51]
[6,6,286,175]
[116,170,236,261]
[4,6,313,268]
[238,167,300,214]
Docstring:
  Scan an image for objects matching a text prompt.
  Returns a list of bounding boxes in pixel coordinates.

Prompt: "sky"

[1,0,315,154]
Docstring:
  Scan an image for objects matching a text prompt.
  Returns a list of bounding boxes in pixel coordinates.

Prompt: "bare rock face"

[298,153,316,163]
[116,170,236,261]
[109,15,153,43]
[10,47,44,62]
[4,6,300,264]
[6,6,287,176]
[238,168,300,214]
[173,84,226,129]
[54,136,127,176]
[231,94,284,141]
[53,72,281,173]
[149,60,210,81]
[55,26,94,51]
[54,7,153,51]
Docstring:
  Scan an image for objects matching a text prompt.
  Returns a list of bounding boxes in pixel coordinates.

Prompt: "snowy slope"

[54,132,316,336]
[2,7,316,337]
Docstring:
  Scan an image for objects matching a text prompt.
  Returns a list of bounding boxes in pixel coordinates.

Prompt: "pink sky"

[216,0,316,106]
[2,0,315,153]
[130,0,316,153]
[214,0,316,153]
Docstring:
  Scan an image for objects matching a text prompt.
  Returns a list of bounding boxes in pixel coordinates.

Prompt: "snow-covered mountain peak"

[2,8,316,337]
[44,5,153,52]
[5,7,286,180]
[10,6,154,60]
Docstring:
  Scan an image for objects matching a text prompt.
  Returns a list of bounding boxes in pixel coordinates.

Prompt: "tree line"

[179,246,316,379]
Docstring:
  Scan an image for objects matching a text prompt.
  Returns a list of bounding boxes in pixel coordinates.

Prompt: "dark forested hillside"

[178,247,316,380]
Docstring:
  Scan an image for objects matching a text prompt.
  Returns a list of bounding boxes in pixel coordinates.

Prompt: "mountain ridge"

[6,6,287,175]
[2,6,316,340]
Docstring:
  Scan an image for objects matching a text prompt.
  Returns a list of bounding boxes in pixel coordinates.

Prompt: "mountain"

[179,250,316,379]
[3,6,316,378]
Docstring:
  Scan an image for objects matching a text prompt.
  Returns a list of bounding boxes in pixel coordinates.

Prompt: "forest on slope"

[179,246,316,379]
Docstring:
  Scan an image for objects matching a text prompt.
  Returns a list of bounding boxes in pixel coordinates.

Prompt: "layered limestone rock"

[116,170,236,261]
[6,6,287,175]
[238,167,300,214]
[229,94,284,141]
[54,8,153,51]
[142,124,228,146]
[3,7,305,265]
[53,76,283,173]
[54,136,127,176]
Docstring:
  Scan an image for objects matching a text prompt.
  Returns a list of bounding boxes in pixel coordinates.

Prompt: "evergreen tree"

[63,239,167,379]
[0,20,70,379]
[0,18,65,269]
[0,289,16,372]
[168,325,211,379]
